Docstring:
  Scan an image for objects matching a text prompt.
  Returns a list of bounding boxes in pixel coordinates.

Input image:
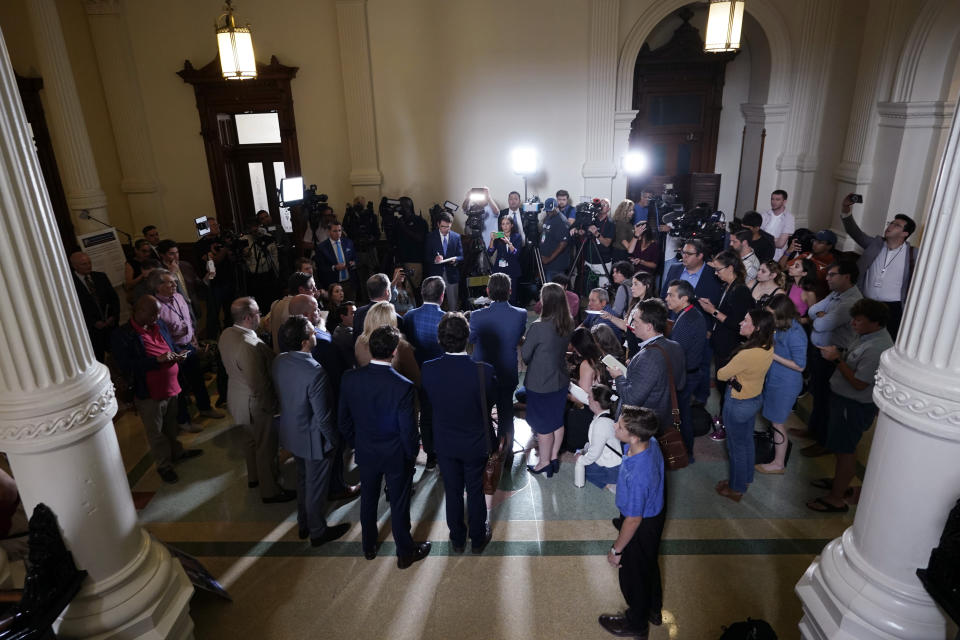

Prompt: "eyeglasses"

[680,251,698,256]
[886,220,906,229]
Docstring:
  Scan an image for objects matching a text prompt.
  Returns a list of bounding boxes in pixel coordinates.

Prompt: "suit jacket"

[218,325,278,425]
[339,364,418,466]
[487,232,523,278]
[841,214,917,301]
[311,328,348,411]
[421,354,496,460]
[520,320,572,393]
[72,270,120,330]
[663,263,723,322]
[402,302,445,365]
[272,350,336,460]
[615,335,686,430]
[314,237,357,288]
[423,230,463,284]
[469,301,527,384]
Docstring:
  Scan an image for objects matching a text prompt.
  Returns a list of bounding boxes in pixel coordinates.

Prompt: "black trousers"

[176,344,213,423]
[418,388,435,459]
[295,454,334,538]
[619,508,666,631]
[807,345,837,446]
[359,458,414,556]
[437,454,488,547]
[495,380,518,450]
[884,300,903,342]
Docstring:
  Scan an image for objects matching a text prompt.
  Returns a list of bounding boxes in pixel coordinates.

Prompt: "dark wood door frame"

[178,55,301,235]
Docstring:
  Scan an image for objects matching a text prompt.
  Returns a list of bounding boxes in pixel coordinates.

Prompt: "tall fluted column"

[0,28,193,640]
[581,0,618,199]
[336,0,382,203]
[25,0,109,237]
[796,84,960,640]
[610,110,638,201]
[84,0,165,237]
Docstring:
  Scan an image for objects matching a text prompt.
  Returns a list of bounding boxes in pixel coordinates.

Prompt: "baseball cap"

[544,197,557,212]
[814,229,837,245]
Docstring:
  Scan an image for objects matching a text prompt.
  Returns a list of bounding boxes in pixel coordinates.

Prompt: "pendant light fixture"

[216,0,257,80]
[704,0,744,53]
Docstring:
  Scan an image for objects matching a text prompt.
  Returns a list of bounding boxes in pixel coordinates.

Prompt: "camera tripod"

[568,229,613,298]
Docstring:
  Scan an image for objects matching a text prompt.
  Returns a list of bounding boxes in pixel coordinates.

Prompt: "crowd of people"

[65,187,916,640]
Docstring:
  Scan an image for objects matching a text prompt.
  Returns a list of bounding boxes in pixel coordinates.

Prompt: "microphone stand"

[78,209,133,247]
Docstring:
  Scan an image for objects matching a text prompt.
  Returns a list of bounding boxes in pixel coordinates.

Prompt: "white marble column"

[0,28,193,640]
[581,0,618,199]
[25,0,110,238]
[336,0,382,203]
[84,0,165,237]
[610,110,638,201]
[775,0,839,229]
[796,81,960,640]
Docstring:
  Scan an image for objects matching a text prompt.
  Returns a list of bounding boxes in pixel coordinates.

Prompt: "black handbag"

[754,425,786,465]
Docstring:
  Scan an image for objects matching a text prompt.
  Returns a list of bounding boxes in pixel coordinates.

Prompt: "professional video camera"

[343,200,379,248]
[521,196,543,245]
[428,201,459,230]
[573,198,604,230]
[664,203,728,258]
[464,188,488,235]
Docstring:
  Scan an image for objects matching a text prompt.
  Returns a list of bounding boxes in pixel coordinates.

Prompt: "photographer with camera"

[571,198,616,289]
[343,196,381,294]
[197,218,238,338]
[394,197,427,303]
[242,215,281,310]
[302,203,336,256]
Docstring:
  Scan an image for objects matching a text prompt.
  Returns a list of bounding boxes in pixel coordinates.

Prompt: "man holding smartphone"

[112,295,203,484]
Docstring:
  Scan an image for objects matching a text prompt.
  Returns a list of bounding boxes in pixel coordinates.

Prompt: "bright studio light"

[511,147,539,176]
[704,0,744,53]
[622,151,649,176]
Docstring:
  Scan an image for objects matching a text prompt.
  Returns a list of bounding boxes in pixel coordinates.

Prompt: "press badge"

[498,259,508,268]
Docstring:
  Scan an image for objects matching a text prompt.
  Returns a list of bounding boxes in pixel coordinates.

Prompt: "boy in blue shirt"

[599,405,665,639]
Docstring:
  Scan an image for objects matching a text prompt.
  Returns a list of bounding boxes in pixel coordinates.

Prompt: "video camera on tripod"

[428,201,459,230]
[279,177,330,231]
[663,203,728,258]
[521,196,543,245]
[573,198,605,230]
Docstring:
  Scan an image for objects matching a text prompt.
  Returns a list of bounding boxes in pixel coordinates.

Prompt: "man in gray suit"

[219,297,294,503]
[273,315,351,546]
[608,299,685,429]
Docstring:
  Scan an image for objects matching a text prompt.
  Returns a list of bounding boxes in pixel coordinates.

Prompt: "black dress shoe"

[158,467,179,484]
[451,542,466,554]
[262,489,297,504]
[397,541,431,569]
[648,609,662,626]
[310,523,350,547]
[598,614,648,638]
[471,531,492,555]
[328,484,361,502]
[298,527,309,540]
[364,548,377,560]
[425,455,438,470]
[178,449,204,461]
[248,481,259,489]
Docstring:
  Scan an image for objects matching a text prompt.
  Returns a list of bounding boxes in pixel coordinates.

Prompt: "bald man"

[219,297,294,503]
[69,250,120,362]
[112,295,203,483]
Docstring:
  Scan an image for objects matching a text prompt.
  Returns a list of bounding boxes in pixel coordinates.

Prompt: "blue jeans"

[722,389,762,493]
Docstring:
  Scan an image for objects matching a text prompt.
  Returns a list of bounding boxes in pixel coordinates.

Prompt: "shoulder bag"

[646,343,689,470]
[478,363,506,495]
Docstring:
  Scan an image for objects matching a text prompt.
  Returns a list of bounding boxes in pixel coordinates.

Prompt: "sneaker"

[709,426,727,441]
[178,422,202,434]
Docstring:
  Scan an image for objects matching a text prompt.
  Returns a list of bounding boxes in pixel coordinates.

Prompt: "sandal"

[806,497,849,513]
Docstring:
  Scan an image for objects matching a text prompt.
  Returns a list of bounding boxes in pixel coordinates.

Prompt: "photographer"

[242,216,280,310]
[460,187,500,242]
[395,197,427,303]
[196,218,237,338]
[343,196,381,293]
[302,204,336,255]
[571,198,616,288]
[539,198,570,283]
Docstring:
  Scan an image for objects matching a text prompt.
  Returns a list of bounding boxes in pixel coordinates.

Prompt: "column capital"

[740,103,789,125]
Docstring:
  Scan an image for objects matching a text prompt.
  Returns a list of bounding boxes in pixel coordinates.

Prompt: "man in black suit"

[339,326,431,568]
[352,272,403,344]
[70,251,120,362]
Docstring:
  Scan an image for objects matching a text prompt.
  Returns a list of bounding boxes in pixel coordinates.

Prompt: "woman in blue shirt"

[487,215,522,305]
[756,293,808,474]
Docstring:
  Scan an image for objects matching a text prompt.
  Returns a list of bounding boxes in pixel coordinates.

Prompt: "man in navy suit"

[423,212,463,310]
[662,238,721,403]
[339,326,431,568]
[401,276,447,469]
[314,220,358,301]
[273,316,351,547]
[422,313,497,553]
[352,272,404,345]
[468,273,527,452]
[608,299,685,430]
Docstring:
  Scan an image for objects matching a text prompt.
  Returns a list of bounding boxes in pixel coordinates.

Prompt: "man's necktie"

[442,234,448,255]
[84,274,103,316]
[334,241,347,282]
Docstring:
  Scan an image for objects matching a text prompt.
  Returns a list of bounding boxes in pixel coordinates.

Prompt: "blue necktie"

[442,234,448,255]
[334,241,347,282]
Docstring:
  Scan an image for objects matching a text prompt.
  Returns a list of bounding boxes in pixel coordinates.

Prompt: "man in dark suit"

[69,251,120,362]
[665,279,708,459]
[608,299,685,430]
[422,313,497,554]
[339,326,431,568]
[401,276,447,469]
[662,238,721,403]
[272,316,351,547]
[423,212,463,310]
[314,220,357,301]
[468,273,527,451]
[352,272,403,344]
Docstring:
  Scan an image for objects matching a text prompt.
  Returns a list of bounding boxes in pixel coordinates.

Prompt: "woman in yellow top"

[714,309,774,502]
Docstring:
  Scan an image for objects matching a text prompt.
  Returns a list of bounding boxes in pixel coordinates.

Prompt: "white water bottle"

[206,259,216,276]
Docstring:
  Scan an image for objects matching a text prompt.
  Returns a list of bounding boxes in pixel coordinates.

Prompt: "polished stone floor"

[117,383,869,640]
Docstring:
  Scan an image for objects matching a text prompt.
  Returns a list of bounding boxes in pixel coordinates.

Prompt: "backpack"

[718,618,777,640]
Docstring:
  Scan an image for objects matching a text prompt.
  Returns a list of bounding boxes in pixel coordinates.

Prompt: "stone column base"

[56,530,194,640]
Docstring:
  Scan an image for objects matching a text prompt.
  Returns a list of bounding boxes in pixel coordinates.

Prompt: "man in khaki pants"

[219,297,294,503]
